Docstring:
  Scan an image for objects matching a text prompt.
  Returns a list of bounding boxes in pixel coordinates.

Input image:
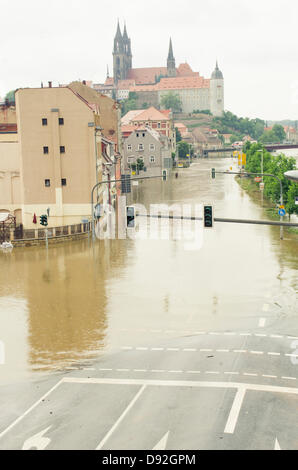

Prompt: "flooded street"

[0,158,297,386]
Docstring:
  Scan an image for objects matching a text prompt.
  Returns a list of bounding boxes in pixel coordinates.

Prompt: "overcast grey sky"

[1,0,297,120]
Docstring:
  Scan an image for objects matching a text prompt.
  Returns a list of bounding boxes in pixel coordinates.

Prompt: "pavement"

[0,310,298,450]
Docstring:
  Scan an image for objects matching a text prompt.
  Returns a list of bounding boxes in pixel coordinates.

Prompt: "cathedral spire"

[115,19,122,40]
[168,38,174,60]
[123,22,128,40]
[167,38,176,77]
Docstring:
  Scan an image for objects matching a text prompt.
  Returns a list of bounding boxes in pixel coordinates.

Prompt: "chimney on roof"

[48,81,52,88]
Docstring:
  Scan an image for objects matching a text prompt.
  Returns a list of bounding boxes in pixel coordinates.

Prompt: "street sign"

[259,183,265,191]
[254,177,262,183]
[278,209,286,216]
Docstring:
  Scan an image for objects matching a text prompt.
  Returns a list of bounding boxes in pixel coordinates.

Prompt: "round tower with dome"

[210,61,224,116]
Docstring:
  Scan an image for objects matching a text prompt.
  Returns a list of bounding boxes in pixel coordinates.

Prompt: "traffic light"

[211,168,216,179]
[121,174,131,194]
[162,170,167,181]
[40,214,48,226]
[203,205,213,228]
[126,206,135,228]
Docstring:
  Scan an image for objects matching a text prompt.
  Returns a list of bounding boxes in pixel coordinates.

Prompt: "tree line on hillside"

[243,142,298,217]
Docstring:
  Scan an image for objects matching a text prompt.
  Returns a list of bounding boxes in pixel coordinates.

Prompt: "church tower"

[167,38,176,77]
[113,21,132,84]
[210,61,224,116]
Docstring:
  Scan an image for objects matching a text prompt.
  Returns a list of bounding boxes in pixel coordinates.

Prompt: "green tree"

[177,141,190,158]
[160,92,181,112]
[286,183,298,218]
[272,124,286,142]
[175,127,182,142]
[5,90,15,104]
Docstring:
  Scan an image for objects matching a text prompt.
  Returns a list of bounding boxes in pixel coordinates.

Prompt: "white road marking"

[83,368,96,371]
[258,318,266,328]
[206,371,220,375]
[281,377,296,381]
[250,351,264,355]
[151,348,164,351]
[136,347,148,351]
[0,379,63,441]
[224,372,239,375]
[200,349,213,352]
[95,384,146,450]
[224,387,246,434]
[133,369,147,372]
[233,350,247,353]
[153,431,169,450]
[187,371,201,374]
[243,373,258,377]
[151,370,165,373]
[99,368,113,371]
[268,352,280,356]
[167,348,179,351]
[262,375,277,379]
[275,438,281,450]
[270,334,283,338]
[63,377,298,395]
[22,426,52,450]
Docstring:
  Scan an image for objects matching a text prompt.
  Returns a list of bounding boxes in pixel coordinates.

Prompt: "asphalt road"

[0,312,298,450]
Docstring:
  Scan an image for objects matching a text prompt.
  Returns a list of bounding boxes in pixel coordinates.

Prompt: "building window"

[45,179,50,187]
[136,133,139,137]
[149,143,155,150]
[157,123,161,128]
[59,118,64,125]
[61,178,67,186]
[138,144,144,151]
[127,144,132,151]
[42,118,47,126]
[142,133,145,137]
[150,156,155,163]
[43,146,49,154]
[60,146,65,153]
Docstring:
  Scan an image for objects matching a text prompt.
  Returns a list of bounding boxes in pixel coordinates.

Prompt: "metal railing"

[6,222,91,243]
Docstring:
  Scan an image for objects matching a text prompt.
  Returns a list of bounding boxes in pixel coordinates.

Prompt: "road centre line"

[95,384,146,450]
[119,329,296,341]
[120,347,294,358]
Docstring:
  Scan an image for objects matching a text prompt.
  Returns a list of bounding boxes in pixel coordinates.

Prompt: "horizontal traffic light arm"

[135,214,298,227]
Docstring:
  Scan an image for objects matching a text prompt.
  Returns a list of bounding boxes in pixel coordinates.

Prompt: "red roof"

[131,106,170,122]
[127,67,168,85]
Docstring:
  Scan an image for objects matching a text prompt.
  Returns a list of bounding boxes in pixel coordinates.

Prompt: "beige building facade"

[15,86,102,228]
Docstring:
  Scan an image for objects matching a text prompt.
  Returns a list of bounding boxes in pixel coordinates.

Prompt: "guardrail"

[6,222,91,243]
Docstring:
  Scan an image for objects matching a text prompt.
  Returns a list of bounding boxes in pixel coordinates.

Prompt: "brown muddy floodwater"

[0,158,297,385]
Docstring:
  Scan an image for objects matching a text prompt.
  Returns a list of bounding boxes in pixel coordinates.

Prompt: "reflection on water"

[0,158,297,384]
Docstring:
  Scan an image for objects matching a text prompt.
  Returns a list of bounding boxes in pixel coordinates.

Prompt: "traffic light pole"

[91,174,168,241]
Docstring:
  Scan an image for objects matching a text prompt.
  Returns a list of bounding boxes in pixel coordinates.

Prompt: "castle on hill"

[94,22,224,116]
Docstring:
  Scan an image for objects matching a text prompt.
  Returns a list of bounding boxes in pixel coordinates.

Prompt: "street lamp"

[284,170,298,182]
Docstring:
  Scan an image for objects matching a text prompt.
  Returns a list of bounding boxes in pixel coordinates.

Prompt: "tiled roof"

[121,109,145,125]
[127,67,168,85]
[176,63,199,77]
[132,106,170,122]
[129,75,210,92]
